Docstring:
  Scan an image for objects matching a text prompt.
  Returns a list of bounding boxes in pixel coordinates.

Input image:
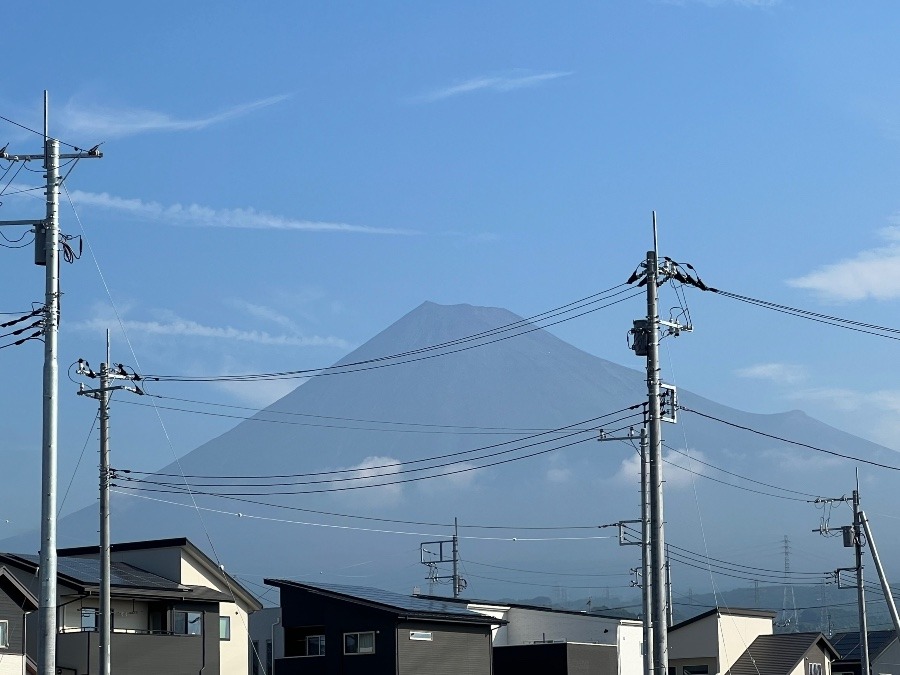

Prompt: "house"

[0,566,38,675]
[0,537,261,675]
[725,632,839,675]
[415,593,643,674]
[263,579,501,675]
[831,629,900,675]
[668,607,776,674]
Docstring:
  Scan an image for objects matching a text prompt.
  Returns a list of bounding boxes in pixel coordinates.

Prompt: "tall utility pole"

[602,426,652,675]
[0,92,101,675]
[640,426,653,674]
[76,335,142,675]
[646,215,668,675]
[627,212,692,675]
[853,487,869,675]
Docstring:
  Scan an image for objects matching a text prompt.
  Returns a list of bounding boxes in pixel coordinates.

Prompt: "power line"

[678,405,900,472]
[142,285,640,382]
[116,405,643,482]
[116,418,641,496]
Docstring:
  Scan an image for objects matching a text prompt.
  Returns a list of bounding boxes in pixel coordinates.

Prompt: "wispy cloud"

[615,448,707,489]
[411,70,572,103]
[59,94,291,139]
[788,222,900,300]
[735,362,807,385]
[67,189,418,235]
[74,310,350,349]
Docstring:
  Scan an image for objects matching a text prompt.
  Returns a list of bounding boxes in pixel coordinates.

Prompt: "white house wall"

[716,615,773,674]
[0,654,26,675]
[618,621,644,675]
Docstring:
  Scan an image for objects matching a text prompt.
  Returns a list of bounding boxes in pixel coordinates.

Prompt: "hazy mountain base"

[4,302,900,603]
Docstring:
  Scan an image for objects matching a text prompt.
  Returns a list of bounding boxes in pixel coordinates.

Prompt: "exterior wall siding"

[396,621,492,675]
[0,590,27,658]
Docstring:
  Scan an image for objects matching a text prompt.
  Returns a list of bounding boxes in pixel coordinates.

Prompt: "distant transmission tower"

[777,535,799,631]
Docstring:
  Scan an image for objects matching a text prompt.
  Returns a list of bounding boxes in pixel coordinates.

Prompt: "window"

[808,664,823,675]
[284,625,326,657]
[0,620,8,649]
[81,608,98,631]
[684,667,709,675]
[219,616,231,640]
[173,610,203,636]
[344,631,375,655]
[306,635,325,656]
[251,640,260,675]
[266,638,272,675]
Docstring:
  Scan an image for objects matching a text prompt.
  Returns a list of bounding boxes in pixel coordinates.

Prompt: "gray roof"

[266,579,503,625]
[14,553,185,590]
[0,552,232,602]
[726,632,838,675]
[831,630,897,662]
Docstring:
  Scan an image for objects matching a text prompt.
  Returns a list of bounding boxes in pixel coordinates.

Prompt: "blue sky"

[2,1,900,565]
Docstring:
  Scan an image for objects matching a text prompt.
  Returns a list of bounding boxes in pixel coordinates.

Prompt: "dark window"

[251,640,260,675]
[284,625,327,657]
[266,639,273,675]
[306,635,325,656]
[173,610,203,636]
[344,631,375,655]
[684,667,709,675]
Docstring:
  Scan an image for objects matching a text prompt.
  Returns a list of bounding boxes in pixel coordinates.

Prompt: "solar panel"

[13,554,182,590]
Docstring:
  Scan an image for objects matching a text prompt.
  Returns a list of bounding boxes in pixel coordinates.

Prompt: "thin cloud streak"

[75,316,351,349]
[412,70,572,103]
[60,94,291,139]
[735,362,806,385]
[67,190,418,235]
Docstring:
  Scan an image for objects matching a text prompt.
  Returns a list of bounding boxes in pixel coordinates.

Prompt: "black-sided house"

[264,579,503,675]
[0,566,38,675]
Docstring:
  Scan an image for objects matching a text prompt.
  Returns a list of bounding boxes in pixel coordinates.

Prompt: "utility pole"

[0,91,102,675]
[76,335,142,675]
[816,481,868,674]
[626,212,693,675]
[853,486,870,675]
[420,521,466,599]
[603,426,652,675]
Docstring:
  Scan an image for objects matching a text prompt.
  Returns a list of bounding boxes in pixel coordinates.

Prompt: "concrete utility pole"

[0,91,101,675]
[602,426,653,675]
[77,335,142,675]
[853,487,870,675]
[419,522,465,599]
[626,212,692,675]
[818,482,869,675]
[859,511,900,638]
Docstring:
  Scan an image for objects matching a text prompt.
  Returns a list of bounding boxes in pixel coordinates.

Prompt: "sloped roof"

[266,579,503,626]
[0,552,231,602]
[726,632,839,675]
[669,607,776,633]
[0,566,38,611]
[415,593,639,623]
[831,630,897,662]
[59,537,262,610]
